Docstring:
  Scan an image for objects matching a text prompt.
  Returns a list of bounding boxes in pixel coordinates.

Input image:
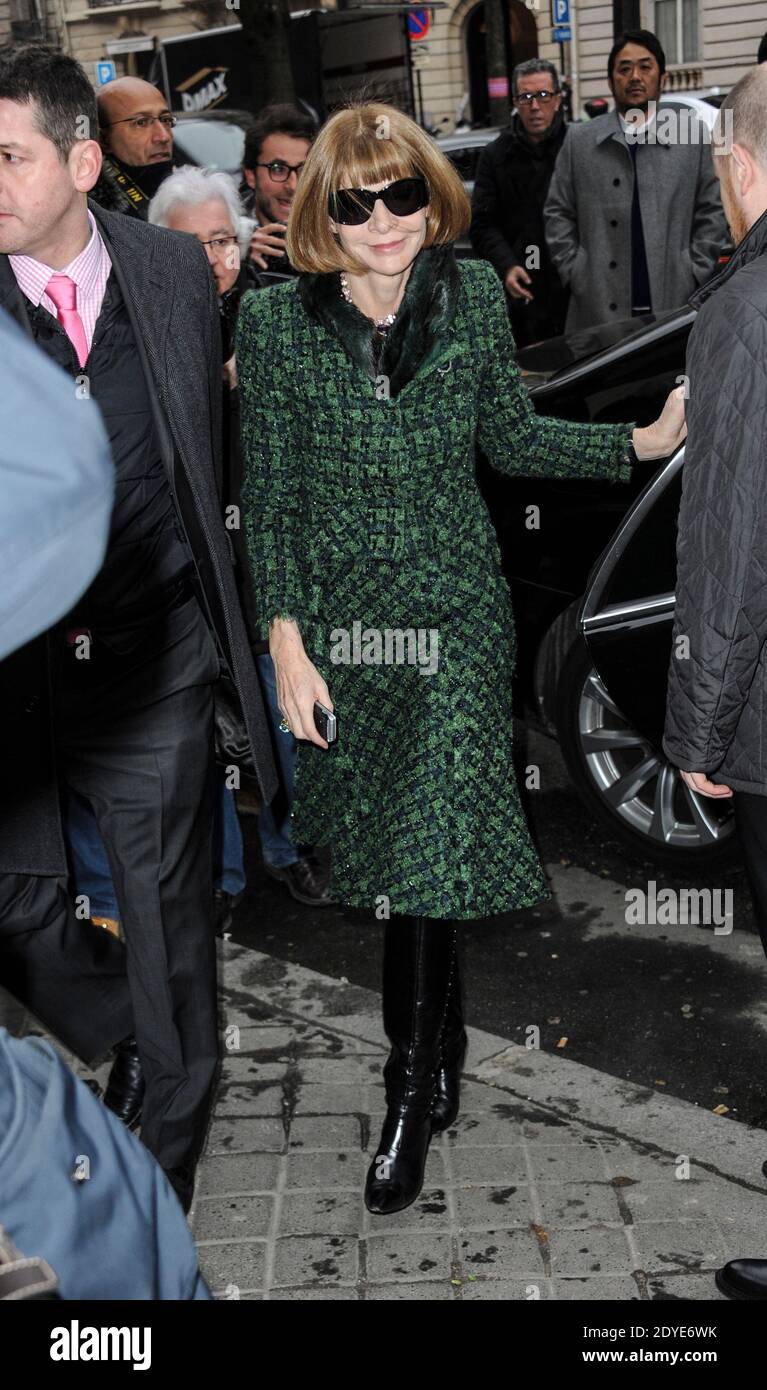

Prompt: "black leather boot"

[103,1034,144,1132]
[430,930,468,1134]
[365,916,453,1215]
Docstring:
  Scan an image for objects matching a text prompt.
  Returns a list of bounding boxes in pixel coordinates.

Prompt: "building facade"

[413,0,767,129]
[0,0,763,125]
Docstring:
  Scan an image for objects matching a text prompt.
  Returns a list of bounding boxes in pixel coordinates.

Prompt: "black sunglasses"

[329,175,429,226]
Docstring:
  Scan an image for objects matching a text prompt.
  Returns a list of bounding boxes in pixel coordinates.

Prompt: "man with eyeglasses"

[241,103,317,274]
[471,59,568,348]
[545,29,724,332]
[92,77,177,221]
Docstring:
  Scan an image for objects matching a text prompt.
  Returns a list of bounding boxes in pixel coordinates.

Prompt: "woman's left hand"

[632,385,687,460]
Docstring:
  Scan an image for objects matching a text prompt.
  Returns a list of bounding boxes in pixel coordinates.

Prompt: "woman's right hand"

[269,618,333,748]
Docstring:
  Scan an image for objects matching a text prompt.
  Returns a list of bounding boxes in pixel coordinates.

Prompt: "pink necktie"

[45,273,88,368]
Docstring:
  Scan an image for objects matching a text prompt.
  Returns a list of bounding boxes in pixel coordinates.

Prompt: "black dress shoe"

[103,1034,144,1132]
[430,928,467,1134]
[365,917,453,1216]
[264,856,336,906]
[214,888,244,937]
[715,1259,767,1299]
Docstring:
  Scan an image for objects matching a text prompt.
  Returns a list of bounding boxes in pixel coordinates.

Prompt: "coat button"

[609,260,617,269]
[609,302,617,311]
[24,695,39,714]
[610,218,618,227]
[613,177,620,185]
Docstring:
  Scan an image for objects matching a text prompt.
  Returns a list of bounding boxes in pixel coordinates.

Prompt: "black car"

[484,304,736,869]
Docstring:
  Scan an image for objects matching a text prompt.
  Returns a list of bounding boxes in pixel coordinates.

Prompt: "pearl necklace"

[339,270,397,331]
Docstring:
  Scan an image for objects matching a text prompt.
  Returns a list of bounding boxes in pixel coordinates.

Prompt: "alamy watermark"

[625,880,733,933]
[623,101,734,153]
[329,622,439,676]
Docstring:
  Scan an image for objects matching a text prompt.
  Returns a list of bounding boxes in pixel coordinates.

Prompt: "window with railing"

[654,0,700,65]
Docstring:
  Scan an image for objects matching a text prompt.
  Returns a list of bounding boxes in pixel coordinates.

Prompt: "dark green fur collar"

[297,241,461,396]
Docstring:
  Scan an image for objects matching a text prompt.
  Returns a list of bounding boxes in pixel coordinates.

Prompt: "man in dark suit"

[0,43,278,1211]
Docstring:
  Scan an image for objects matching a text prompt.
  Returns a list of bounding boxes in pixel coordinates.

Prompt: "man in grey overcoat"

[544,28,725,332]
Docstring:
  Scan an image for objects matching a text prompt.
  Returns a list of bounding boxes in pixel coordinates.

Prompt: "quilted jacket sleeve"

[663,288,767,774]
[237,287,307,637]
[473,262,634,480]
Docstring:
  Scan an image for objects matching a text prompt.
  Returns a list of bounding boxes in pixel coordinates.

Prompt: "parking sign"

[552,0,570,23]
[95,60,116,86]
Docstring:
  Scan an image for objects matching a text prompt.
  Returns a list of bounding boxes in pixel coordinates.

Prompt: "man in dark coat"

[91,76,176,220]
[241,102,316,273]
[0,44,277,1211]
[663,65,767,1302]
[470,59,568,347]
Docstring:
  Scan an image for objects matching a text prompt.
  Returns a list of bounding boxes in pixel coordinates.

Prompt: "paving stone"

[453,1184,534,1229]
[193,1195,273,1241]
[646,1272,728,1300]
[537,1182,624,1228]
[601,1144,683,1183]
[297,1057,384,1084]
[446,1113,527,1146]
[214,1083,286,1117]
[292,1083,368,1114]
[197,1241,266,1292]
[620,1181,711,1223]
[527,1141,610,1184]
[288,1116,362,1149]
[362,1187,452,1234]
[206,1118,285,1154]
[631,1219,728,1273]
[220,1058,288,1082]
[716,1217,767,1262]
[552,1276,643,1300]
[268,1286,359,1300]
[518,1118,580,1144]
[280,1191,362,1236]
[448,1146,529,1186]
[548,1226,635,1277]
[458,1227,545,1278]
[271,1234,357,1287]
[364,1232,454,1282]
[364,1281,456,1300]
[285,1150,367,1190]
[196,1153,281,1197]
[218,1026,295,1054]
[459,1278,553,1300]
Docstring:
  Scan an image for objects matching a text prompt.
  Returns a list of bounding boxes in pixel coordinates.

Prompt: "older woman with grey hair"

[148,165,254,297]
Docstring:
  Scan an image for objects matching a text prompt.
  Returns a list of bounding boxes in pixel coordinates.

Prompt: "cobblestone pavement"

[5,937,767,1301]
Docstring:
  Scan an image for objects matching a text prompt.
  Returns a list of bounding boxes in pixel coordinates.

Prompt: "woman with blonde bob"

[237,102,685,1216]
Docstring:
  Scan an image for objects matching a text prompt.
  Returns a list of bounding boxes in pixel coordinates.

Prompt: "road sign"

[407,8,430,40]
[552,0,570,23]
[553,24,571,41]
[95,60,116,85]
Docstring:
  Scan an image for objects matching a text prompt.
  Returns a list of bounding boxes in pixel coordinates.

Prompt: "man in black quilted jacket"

[664,64,767,1301]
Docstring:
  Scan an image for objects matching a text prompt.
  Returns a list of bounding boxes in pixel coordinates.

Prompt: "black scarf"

[297,241,462,396]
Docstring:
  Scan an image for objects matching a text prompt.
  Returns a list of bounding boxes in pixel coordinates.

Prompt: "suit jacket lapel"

[88,199,178,468]
[0,255,34,335]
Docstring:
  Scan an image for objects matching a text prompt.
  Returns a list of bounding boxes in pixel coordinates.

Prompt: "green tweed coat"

[237,244,633,920]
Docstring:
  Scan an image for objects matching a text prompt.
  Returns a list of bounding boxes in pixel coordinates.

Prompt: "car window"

[172,120,246,172]
[445,147,477,183]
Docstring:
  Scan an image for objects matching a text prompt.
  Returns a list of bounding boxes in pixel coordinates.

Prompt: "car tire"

[555,634,738,871]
